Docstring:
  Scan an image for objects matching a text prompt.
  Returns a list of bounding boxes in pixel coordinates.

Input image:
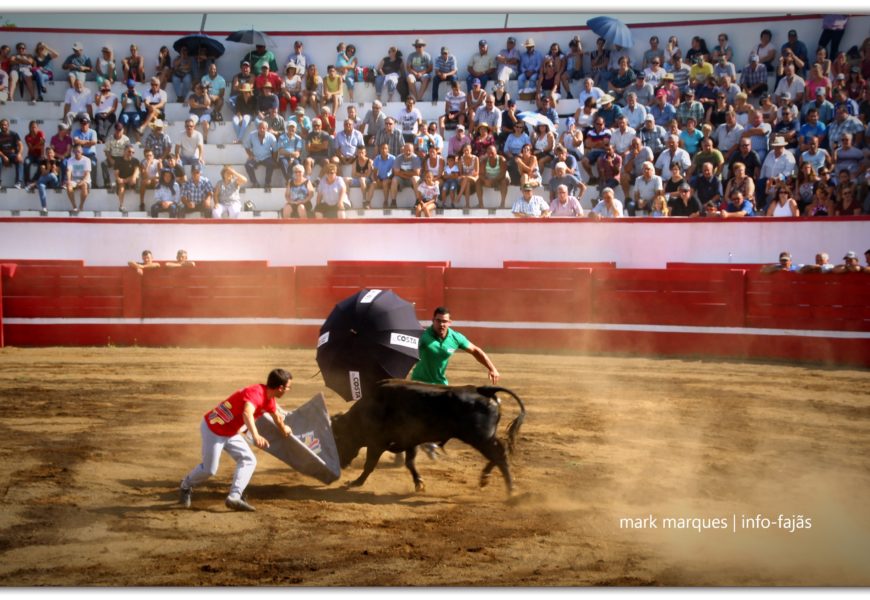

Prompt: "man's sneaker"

[179,486,192,508]
[225,496,256,512]
[14,183,23,190]
[39,208,48,216]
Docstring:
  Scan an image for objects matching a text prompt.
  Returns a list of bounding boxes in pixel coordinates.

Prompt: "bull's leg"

[404,446,425,492]
[474,438,513,495]
[347,446,385,488]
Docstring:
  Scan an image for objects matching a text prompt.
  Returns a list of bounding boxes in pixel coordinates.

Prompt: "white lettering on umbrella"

[317,331,330,347]
[360,289,382,304]
[349,371,362,401]
[390,332,419,349]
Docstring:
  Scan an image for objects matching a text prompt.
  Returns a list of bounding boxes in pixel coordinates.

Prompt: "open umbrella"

[173,34,225,59]
[226,28,276,48]
[517,111,556,131]
[316,289,423,403]
[586,16,634,48]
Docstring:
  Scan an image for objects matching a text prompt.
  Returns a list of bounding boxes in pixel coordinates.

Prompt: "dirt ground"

[0,346,868,587]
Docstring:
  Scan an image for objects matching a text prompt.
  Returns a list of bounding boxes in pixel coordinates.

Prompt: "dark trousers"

[245,157,276,187]
[817,28,846,59]
[431,74,456,102]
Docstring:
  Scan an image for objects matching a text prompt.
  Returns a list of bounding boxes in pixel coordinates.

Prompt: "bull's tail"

[478,386,526,456]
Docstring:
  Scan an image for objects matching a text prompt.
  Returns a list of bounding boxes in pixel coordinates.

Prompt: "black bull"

[330,379,526,494]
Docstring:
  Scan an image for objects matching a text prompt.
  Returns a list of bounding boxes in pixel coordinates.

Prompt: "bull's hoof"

[479,473,490,488]
[344,479,364,489]
[414,480,426,492]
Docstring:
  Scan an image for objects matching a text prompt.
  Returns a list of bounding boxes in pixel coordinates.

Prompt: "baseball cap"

[114,122,124,130]
[507,37,516,44]
[507,99,516,106]
[522,183,534,190]
[456,124,465,131]
[678,181,692,191]
[472,78,481,86]
[191,163,202,173]
[788,29,797,36]
[815,88,827,96]
[441,46,449,54]
[241,60,251,67]
[844,251,857,260]
[836,73,845,80]
[780,92,791,100]
[479,39,488,46]
[644,114,655,122]
[126,78,136,87]
[750,54,759,61]
[779,251,791,261]
[72,42,84,51]
[295,107,305,114]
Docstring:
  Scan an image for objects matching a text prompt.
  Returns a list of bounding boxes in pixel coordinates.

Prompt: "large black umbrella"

[317,289,423,403]
[226,28,276,48]
[173,34,225,59]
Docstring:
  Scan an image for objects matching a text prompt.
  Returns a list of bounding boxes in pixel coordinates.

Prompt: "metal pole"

[200,13,208,33]
[504,13,510,29]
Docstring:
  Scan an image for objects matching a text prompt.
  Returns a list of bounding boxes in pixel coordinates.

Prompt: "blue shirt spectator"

[372,152,395,180]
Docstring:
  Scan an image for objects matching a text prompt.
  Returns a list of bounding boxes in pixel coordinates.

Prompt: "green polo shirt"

[410,326,470,385]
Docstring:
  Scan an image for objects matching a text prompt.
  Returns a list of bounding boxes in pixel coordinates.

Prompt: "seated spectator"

[275,121,304,183]
[142,119,172,162]
[304,118,333,179]
[496,36,521,85]
[765,184,800,217]
[286,41,312,73]
[643,57,666,88]
[548,184,584,217]
[405,38,433,102]
[414,169,440,218]
[322,65,344,116]
[140,77,168,134]
[178,163,214,217]
[724,162,757,208]
[62,78,94,129]
[9,42,38,102]
[595,143,622,193]
[467,39,496,92]
[623,86,652,125]
[588,187,623,218]
[113,144,140,212]
[332,118,365,168]
[631,161,663,216]
[368,143,395,209]
[806,63,833,102]
[437,79,468,133]
[255,83,281,128]
[302,64,322,114]
[651,190,670,217]
[32,147,62,214]
[759,136,797,209]
[22,120,45,187]
[417,122,444,158]
[548,153,585,200]
[118,79,144,140]
[774,63,805,105]
[123,44,145,83]
[676,89,704,127]
[92,80,119,143]
[171,46,194,102]
[212,165,248,219]
[64,143,91,212]
[531,123,555,170]
[154,46,172,89]
[832,251,863,273]
[799,136,831,175]
[244,120,278,190]
[375,46,403,103]
[175,119,205,170]
[668,181,703,217]
[711,187,754,218]
[283,164,314,219]
[128,250,161,275]
[580,116,612,181]
[101,122,130,190]
[334,43,359,103]
[668,56,691,92]
[201,62,226,121]
[0,62,10,103]
[713,54,737,83]
[740,54,768,97]
[32,42,60,100]
[149,168,180,218]
[477,144,509,209]
[280,62,303,115]
[72,115,98,188]
[314,163,349,219]
[165,249,195,268]
[512,182,550,218]
[832,182,862,216]
[455,142,480,208]
[650,90,677,128]
[654,135,691,176]
[375,117,404,158]
[62,42,92,86]
[95,46,116,86]
[344,145,373,202]
[361,100,387,148]
[232,83,257,144]
[679,117,704,157]
[513,143,541,189]
[761,251,800,273]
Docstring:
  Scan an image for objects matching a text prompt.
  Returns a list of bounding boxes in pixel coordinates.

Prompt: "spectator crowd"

[0,16,869,220]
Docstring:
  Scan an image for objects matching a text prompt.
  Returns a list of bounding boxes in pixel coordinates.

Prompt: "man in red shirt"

[179,369,293,511]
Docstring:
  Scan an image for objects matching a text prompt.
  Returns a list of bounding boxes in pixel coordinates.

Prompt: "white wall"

[0,218,866,269]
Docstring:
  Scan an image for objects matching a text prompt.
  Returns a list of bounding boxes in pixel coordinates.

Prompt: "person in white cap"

[833,251,863,273]
[518,38,542,92]
[739,54,768,97]
[496,36,520,84]
[758,136,796,210]
[62,42,92,87]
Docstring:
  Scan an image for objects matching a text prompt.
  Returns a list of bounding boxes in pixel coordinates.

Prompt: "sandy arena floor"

[0,346,868,587]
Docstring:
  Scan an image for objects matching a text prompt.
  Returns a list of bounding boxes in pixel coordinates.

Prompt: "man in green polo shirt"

[411,306,500,386]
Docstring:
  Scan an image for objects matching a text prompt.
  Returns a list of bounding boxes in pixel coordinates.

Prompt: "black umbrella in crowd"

[225,28,276,48]
[316,289,423,403]
[173,34,225,59]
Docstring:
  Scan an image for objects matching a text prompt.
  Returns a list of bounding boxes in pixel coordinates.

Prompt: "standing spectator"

[212,165,248,219]
[818,15,849,60]
[406,38,433,102]
[178,163,214,217]
[244,120,278,190]
[286,40,312,73]
[466,39,496,92]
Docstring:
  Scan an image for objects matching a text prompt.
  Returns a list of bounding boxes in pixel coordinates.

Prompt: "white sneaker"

[225,496,256,512]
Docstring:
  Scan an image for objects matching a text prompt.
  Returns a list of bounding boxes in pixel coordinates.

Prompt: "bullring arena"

[1,9,869,589]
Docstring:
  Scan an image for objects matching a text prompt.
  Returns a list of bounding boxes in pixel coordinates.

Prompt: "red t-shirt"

[26,132,45,158]
[204,383,276,437]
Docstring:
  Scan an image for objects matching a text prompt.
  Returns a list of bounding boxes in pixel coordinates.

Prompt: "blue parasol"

[173,34,225,59]
[586,16,634,49]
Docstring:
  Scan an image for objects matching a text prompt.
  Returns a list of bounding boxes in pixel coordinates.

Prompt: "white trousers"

[182,419,256,499]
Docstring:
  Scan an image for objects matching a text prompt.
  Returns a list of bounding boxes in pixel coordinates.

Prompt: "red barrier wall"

[2,260,868,367]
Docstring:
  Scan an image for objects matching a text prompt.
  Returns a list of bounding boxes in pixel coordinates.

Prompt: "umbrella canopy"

[517,111,556,132]
[226,28,276,48]
[316,289,423,403]
[173,34,225,59]
[586,16,634,48]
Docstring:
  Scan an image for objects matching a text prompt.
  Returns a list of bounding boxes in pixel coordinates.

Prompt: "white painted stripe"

[4,317,869,340]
